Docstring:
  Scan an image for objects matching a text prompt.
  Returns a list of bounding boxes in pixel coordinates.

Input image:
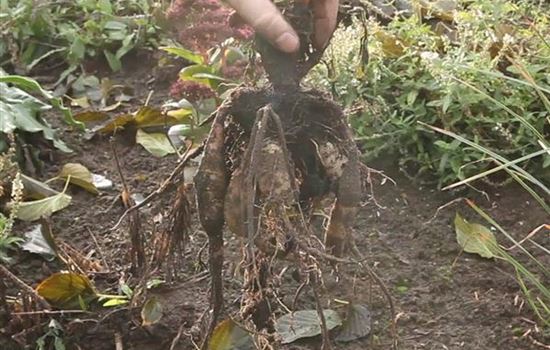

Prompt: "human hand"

[226,0,339,53]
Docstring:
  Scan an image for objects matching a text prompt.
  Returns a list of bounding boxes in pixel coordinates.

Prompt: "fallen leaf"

[141,297,163,326]
[275,309,342,344]
[455,213,498,258]
[73,111,109,123]
[36,272,96,309]
[336,303,372,342]
[92,113,134,134]
[20,174,59,199]
[70,96,91,109]
[134,106,178,128]
[209,319,254,350]
[374,30,406,58]
[136,129,176,157]
[58,163,99,195]
[21,224,57,260]
[14,192,71,221]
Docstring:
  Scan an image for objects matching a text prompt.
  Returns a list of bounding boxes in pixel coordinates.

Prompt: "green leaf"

[160,46,204,65]
[223,47,246,65]
[116,32,136,59]
[141,297,163,326]
[14,190,72,222]
[209,319,254,350]
[275,309,342,344]
[69,36,86,63]
[0,74,83,130]
[102,298,129,307]
[179,64,214,85]
[192,73,227,82]
[104,50,122,72]
[57,163,99,194]
[120,283,133,298]
[136,129,176,157]
[104,21,126,31]
[336,303,372,342]
[36,272,96,309]
[454,213,499,259]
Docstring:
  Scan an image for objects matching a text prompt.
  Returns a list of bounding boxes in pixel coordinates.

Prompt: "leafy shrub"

[0,0,163,73]
[308,0,550,187]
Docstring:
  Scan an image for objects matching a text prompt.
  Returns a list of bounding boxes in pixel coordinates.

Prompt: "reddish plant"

[169,80,216,102]
[166,0,253,53]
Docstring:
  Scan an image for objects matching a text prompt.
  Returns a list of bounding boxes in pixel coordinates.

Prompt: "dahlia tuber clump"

[192,0,363,343]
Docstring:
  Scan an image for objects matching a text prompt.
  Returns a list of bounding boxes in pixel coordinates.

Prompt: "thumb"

[227,0,300,53]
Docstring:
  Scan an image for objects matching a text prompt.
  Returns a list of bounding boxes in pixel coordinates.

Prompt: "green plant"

[455,206,550,326]
[308,0,550,187]
[36,319,66,350]
[0,0,164,74]
[0,70,80,171]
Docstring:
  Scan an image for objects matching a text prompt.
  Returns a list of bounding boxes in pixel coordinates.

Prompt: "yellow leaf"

[141,297,163,326]
[57,163,99,195]
[93,113,134,134]
[374,30,406,58]
[209,319,253,350]
[74,111,109,122]
[36,272,96,308]
[454,213,499,259]
[134,106,179,128]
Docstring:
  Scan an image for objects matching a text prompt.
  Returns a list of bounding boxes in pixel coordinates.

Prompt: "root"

[194,110,229,349]
[110,143,204,232]
[111,140,145,272]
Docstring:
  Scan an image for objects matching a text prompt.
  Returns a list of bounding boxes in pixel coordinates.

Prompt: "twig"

[13,310,90,316]
[504,224,550,251]
[110,138,129,194]
[115,332,123,350]
[86,226,111,271]
[0,265,50,310]
[528,335,550,349]
[0,279,9,323]
[110,144,204,231]
[111,139,145,272]
[424,197,465,225]
[169,323,186,350]
[351,245,399,350]
[310,271,331,350]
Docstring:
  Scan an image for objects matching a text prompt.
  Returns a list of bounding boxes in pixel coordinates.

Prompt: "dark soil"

[1,52,548,350]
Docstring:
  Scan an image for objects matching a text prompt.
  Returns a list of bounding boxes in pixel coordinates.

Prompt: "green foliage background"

[308,0,549,187]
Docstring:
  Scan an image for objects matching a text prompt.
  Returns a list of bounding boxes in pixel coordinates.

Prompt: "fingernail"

[275,32,300,53]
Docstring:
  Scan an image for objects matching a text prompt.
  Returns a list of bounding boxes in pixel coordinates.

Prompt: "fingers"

[227,0,300,53]
[312,0,339,49]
